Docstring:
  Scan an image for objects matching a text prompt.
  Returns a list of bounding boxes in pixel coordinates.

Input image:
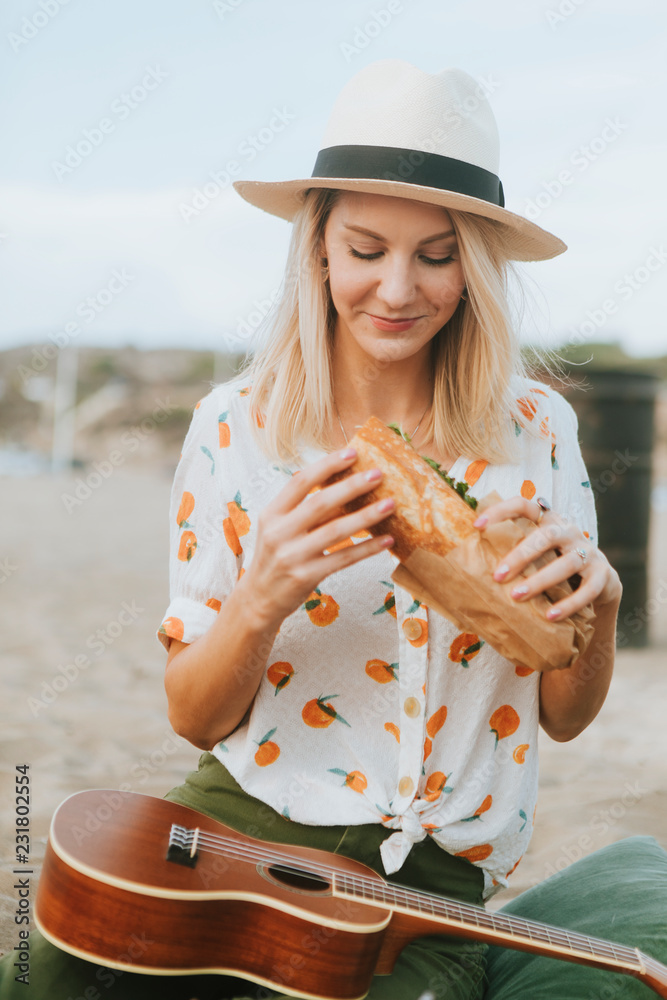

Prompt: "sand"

[1,467,666,957]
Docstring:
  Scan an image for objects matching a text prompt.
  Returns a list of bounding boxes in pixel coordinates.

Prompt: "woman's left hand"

[473,495,623,621]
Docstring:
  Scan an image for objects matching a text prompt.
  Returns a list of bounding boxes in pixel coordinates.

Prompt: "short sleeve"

[156,390,241,652]
[548,390,598,547]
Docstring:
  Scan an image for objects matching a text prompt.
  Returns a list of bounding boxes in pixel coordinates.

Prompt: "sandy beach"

[1,465,666,957]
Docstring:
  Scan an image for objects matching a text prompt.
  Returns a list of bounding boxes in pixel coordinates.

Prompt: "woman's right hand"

[241,447,395,629]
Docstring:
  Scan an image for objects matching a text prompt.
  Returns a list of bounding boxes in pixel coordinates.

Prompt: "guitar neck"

[333,873,667,995]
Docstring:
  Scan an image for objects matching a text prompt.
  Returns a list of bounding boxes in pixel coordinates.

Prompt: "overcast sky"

[1,0,665,358]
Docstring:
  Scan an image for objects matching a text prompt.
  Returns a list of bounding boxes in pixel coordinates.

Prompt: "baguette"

[326,416,477,562]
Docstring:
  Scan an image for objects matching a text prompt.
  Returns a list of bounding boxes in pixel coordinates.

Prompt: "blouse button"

[403,696,420,718]
[402,618,423,641]
[398,776,414,797]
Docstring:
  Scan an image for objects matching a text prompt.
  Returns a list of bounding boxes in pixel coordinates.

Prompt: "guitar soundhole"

[259,863,331,895]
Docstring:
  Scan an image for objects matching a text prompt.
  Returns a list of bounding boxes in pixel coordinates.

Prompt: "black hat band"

[311,144,505,208]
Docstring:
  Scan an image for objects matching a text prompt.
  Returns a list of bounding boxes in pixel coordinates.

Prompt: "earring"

[460,287,468,302]
[321,256,329,281]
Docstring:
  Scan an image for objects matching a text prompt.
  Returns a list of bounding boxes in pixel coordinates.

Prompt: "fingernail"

[473,515,488,528]
[511,585,528,599]
[547,607,562,620]
[365,468,381,481]
[340,448,356,459]
[378,498,395,512]
[494,564,509,580]
[381,535,394,547]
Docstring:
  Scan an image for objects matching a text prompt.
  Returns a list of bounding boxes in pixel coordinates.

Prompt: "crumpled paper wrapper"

[392,491,596,672]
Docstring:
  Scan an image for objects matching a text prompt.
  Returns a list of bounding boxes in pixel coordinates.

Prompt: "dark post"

[563,369,659,647]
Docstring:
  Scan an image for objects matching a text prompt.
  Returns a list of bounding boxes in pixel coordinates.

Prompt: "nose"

[375,255,418,310]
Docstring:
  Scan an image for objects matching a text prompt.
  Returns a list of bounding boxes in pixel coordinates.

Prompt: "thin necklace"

[334,402,429,445]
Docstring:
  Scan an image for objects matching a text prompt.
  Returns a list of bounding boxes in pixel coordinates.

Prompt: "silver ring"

[535,497,551,524]
[575,547,588,565]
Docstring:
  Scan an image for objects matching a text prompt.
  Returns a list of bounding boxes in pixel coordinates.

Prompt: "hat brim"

[232,177,566,263]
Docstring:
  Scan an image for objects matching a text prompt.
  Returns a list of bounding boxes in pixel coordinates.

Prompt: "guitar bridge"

[166,824,200,868]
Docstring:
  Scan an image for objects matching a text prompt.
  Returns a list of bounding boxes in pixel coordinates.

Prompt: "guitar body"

[35,790,391,1000]
[35,790,667,999]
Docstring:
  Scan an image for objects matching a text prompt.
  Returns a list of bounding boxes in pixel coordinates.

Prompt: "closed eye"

[347,247,456,267]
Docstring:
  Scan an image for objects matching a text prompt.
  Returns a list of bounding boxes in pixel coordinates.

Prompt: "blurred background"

[1,0,666,953]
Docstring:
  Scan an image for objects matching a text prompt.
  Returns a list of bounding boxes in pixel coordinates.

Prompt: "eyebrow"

[342,224,457,245]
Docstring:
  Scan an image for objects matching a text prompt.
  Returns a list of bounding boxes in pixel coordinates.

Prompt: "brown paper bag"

[392,491,596,672]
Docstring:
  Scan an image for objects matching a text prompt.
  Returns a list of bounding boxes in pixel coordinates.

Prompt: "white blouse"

[157,376,596,898]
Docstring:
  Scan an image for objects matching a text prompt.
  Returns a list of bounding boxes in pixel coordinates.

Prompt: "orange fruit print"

[325,536,355,553]
[218,412,230,447]
[462,795,493,822]
[384,722,400,742]
[423,771,451,801]
[489,705,520,748]
[515,664,534,677]
[227,492,251,537]
[159,616,184,641]
[302,695,350,728]
[449,633,484,668]
[365,659,398,683]
[373,581,397,618]
[254,727,280,766]
[223,517,242,556]
[426,706,447,738]
[178,530,197,562]
[513,743,530,764]
[328,768,368,793]
[456,844,493,863]
[303,588,340,626]
[206,598,222,613]
[516,396,538,422]
[177,491,194,528]
[267,661,294,695]
[464,459,488,488]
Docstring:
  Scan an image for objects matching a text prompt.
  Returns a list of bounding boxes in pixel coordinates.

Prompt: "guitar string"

[170,826,630,960]
[183,837,637,968]
[180,831,637,967]
[167,825,640,968]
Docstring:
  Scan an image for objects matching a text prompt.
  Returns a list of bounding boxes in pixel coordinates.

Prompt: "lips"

[368,314,421,332]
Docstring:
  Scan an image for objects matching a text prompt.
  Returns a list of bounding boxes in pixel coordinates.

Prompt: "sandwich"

[326,415,477,561]
[325,415,595,672]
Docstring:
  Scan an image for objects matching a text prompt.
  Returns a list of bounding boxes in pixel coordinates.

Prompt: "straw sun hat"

[233,60,565,262]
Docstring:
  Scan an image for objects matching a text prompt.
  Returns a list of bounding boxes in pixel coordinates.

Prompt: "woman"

[0,61,623,1000]
[155,61,621,998]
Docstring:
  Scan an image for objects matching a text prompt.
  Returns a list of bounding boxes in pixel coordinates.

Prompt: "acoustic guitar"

[34,790,667,999]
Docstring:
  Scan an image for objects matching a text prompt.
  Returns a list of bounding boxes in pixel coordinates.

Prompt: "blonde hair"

[237,187,554,466]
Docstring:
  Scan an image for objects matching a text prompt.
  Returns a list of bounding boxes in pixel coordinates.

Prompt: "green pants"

[0,753,487,1000]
